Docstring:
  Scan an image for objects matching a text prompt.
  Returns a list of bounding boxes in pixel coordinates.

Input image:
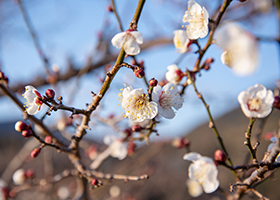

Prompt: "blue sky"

[0,0,279,140]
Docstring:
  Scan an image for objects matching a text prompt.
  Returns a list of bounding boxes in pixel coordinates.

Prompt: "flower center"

[247,98,263,111]
[174,36,184,49]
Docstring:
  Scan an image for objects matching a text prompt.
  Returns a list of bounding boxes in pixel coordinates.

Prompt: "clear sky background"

[0,0,279,141]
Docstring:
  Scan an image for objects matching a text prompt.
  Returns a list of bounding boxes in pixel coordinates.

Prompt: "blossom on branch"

[183,152,219,194]
[104,135,127,160]
[152,83,184,119]
[119,83,158,122]
[165,64,184,85]
[182,0,209,39]
[22,85,42,115]
[173,30,190,53]
[215,23,259,76]
[238,84,274,118]
[111,30,143,55]
[12,169,26,185]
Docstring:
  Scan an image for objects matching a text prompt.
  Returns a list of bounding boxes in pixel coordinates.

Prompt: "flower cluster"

[238,84,274,118]
[119,82,184,122]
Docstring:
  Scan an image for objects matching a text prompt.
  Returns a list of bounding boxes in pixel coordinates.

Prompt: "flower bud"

[21,129,33,138]
[12,169,26,185]
[149,78,158,87]
[273,96,280,110]
[14,121,28,132]
[91,179,99,186]
[31,148,41,158]
[45,89,55,100]
[214,149,227,163]
[44,136,52,144]
[172,138,190,148]
[25,169,34,179]
[205,58,214,64]
[106,5,113,12]
[132,125,142,132]
[133,67,145,78]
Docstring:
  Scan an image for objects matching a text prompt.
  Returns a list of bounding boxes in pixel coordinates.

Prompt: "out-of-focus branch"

[111,0,124,31]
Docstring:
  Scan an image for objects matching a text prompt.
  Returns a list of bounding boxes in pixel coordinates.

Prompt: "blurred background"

[0,0,279,199]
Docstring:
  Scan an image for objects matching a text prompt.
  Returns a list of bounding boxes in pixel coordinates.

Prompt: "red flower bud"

[25,169,34,179]
[44,136,53,144]
[133,67,145,78]
[214,149,227,163]
[31,148,41,158]
[132,125,142,132]
[91,179,99,186]
[149,78,158,87]
[273,96,280,110]
[106,5,113,12]
[14,121,28,132]
[21,129,33,138]
[45,89,55,100]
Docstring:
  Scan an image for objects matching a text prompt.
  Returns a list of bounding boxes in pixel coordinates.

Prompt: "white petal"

[186,179,203,197]
[130,31,143,44]
[159,106,175,119]
[124,37,141,55]
[111,32,126,49]
[201,178,219,193]
[183,152,202,161]
[27,104,40,115]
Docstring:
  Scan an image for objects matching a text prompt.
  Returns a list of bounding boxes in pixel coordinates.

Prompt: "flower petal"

[111,32,126,49]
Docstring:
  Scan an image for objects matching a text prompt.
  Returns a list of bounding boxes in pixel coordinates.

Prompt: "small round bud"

[149,78,158,87]
[21,129,33,138]
[91,179,99,186]
[203,65,210,71]
[133,67,145,78]
[12,169,26,185]
[106,5,113,12]
[45,89,55,100]
[132,125,142,132]
[205,57,214,64]
[31,148,41,158]
[273,96,280,110]
[214,149,227,163]
[25,169,34,179]
[44,136,52,144]
[172,138,190,148]
[14,121,28,132]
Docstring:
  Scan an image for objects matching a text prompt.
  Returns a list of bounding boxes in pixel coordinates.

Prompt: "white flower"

[104,135,127,160]
[182,0,209,39]
[23,85,42,115]
[186,179,203,197]
[173,30,190,53]
[111,30,143,55]
[119,83,158,122]
[238,84,274,118]
[267,137,280,162]
[183,152,219,194]
[152,83,184,119]
[165,64,184,85]
[12,169,26,185]
[216,23,259,76]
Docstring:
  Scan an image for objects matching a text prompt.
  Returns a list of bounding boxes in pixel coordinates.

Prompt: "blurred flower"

[165,64,184,85]
[111,30,143,55]
[12,169,26,185]
[182,0,209,39]
[57,186,70,200]
[267,137,280,162]
[183,152,219,193]
[104,135,127,160]
[216,23,259,76]
[238,84,274,118]
[119,83,158,122]
[23,85,42,115]
[186,179,203,197]
[152,83,184,119]
[173,30,190,53]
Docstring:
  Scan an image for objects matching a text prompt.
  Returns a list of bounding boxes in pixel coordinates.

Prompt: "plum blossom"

[267,137,280,162]
[22,85,42,115]
[104,135,127,160]
[152,83,184,119]
[182,0,209,39]
[238,84,274,118]
[12,169,26,185]
[215,23,259,76]
[111,30,143,55]
[183,152,219,194]
[173,30,190,53]
[165,64,184,85]
[119,83,158,122]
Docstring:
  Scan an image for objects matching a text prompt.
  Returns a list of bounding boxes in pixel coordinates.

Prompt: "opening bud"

[273,96,280,110]
[14,121,28,132]
[44,136,53,144]
[21,129,33,138]
[31,148,41,158]
[149,78,158,87]
[133,67,145,78]
[45,89,55,100]
[214,149,227,163]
